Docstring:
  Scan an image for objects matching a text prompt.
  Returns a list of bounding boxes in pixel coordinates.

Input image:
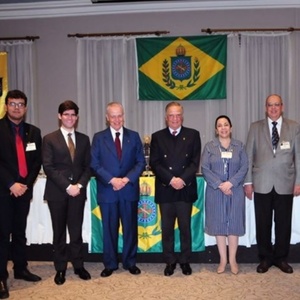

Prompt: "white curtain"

[76,33,297,147]
[0,40,37,125]
[76,37,165,141]
[201,32,292,146]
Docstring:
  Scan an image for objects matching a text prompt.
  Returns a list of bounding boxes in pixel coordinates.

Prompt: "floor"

[5,261,300,300]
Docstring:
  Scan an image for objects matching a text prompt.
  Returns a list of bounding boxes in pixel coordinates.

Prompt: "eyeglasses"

[62,113,77,118]
[267,103,282,107]
[7,102,26,108]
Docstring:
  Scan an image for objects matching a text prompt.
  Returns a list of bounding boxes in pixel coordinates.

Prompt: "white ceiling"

[1,0,300,20]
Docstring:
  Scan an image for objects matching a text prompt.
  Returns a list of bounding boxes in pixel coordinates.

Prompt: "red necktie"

[15,126,28,178]
[172,131,177,136]
[115,132,122,160]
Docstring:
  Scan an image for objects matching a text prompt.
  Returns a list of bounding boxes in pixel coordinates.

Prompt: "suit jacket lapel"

[57,130,72,160]
[120,128,131,162]
[262,119,273,152]
[103,128,119,159]
[280,119,289,143]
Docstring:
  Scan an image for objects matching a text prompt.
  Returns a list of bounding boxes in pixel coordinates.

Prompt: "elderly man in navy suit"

[91,102,145,277]
[244,94,300,274]
[150,101,201,276]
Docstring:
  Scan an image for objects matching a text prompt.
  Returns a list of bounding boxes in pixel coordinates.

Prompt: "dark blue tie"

[272,121,279,149]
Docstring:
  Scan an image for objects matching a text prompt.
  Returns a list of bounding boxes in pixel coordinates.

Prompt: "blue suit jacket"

[91,127,145,203]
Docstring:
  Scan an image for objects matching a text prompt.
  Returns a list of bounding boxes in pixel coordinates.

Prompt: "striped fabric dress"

[201,138,248,236]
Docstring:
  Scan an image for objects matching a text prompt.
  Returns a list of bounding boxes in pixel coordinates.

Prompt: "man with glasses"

[42,100,91,285]
[0,90,42,299]
[245,94,300,274]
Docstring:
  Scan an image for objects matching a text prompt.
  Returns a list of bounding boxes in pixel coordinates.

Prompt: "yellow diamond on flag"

[92,206,101,220]
[192,204,200,216]
[139,37,225,100]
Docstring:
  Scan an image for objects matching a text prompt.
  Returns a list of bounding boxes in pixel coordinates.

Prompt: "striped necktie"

[272,121,279,149]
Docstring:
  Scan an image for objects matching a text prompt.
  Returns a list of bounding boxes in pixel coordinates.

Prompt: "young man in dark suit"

[91,102,145,277]
[42,100,91,285]
[0,90,42,299]
[150,101,201,276]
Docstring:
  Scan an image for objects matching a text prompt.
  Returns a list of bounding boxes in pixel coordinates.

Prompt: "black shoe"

[256,261,272,273]
[14,269,41,282]
[74,267,91,280]
[164,263,176,276]
[0,280,9,299]
[273,261,293,274]
[100,268,116,277]
[180,263,192,275]
[54,271,66,285]
[128,265,141,275]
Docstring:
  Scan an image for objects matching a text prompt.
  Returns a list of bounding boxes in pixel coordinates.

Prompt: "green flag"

[136,35,227,100]
[90,177,205,253]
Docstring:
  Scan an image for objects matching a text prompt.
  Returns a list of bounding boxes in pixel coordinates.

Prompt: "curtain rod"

[0,36,40,41]
[68,31,169,38]
[202,27,300,34]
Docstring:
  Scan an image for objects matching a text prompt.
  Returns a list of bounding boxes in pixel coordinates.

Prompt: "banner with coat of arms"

[90,176,205,253]
[0,52,8,118]
[136,35,227,100]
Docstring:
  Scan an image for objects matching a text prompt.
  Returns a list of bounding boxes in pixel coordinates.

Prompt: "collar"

[168,126,182,135]
[60,127,75,136]
[110,127,124,136]
[268,116,282,127]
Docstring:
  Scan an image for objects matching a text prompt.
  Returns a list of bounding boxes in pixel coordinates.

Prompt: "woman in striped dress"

[201,115,248,275]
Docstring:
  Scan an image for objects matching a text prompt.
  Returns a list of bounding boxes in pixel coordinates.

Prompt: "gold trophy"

[142,135,154,176]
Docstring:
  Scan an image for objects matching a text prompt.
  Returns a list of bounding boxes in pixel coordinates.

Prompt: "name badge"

[280,141,290,150]
[26,142,36,151]
[221,151,232,159]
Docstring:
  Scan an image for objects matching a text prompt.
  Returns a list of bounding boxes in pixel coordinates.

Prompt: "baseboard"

[21,243,300,264]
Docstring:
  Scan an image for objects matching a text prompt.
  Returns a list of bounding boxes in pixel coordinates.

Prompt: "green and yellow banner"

[0,52,8,118]
[90,176,205,253]
[136,35,227,100]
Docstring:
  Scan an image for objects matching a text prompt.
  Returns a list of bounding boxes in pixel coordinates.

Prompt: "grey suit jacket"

[245,117,300,194]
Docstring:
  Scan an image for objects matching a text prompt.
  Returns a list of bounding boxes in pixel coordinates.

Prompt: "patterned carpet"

[5,261,300,300]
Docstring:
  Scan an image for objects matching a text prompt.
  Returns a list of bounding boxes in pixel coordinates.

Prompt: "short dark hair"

[5,90,27,106]
[58,100,79,115]
[215,115,232,129]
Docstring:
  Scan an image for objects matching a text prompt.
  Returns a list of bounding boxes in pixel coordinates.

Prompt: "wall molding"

[0,0,300,20]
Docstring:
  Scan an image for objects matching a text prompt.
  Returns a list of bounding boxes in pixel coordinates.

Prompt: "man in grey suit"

[244,94,300,274]
[43,100,91,285]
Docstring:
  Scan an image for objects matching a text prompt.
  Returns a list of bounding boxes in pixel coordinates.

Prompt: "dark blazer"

[42,129,91,201]
[0,116,42,200]
[150,126,201,203]
[91,127,145,204]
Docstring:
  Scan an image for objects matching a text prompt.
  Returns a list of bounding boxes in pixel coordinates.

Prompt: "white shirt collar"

[168,126,181,135]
